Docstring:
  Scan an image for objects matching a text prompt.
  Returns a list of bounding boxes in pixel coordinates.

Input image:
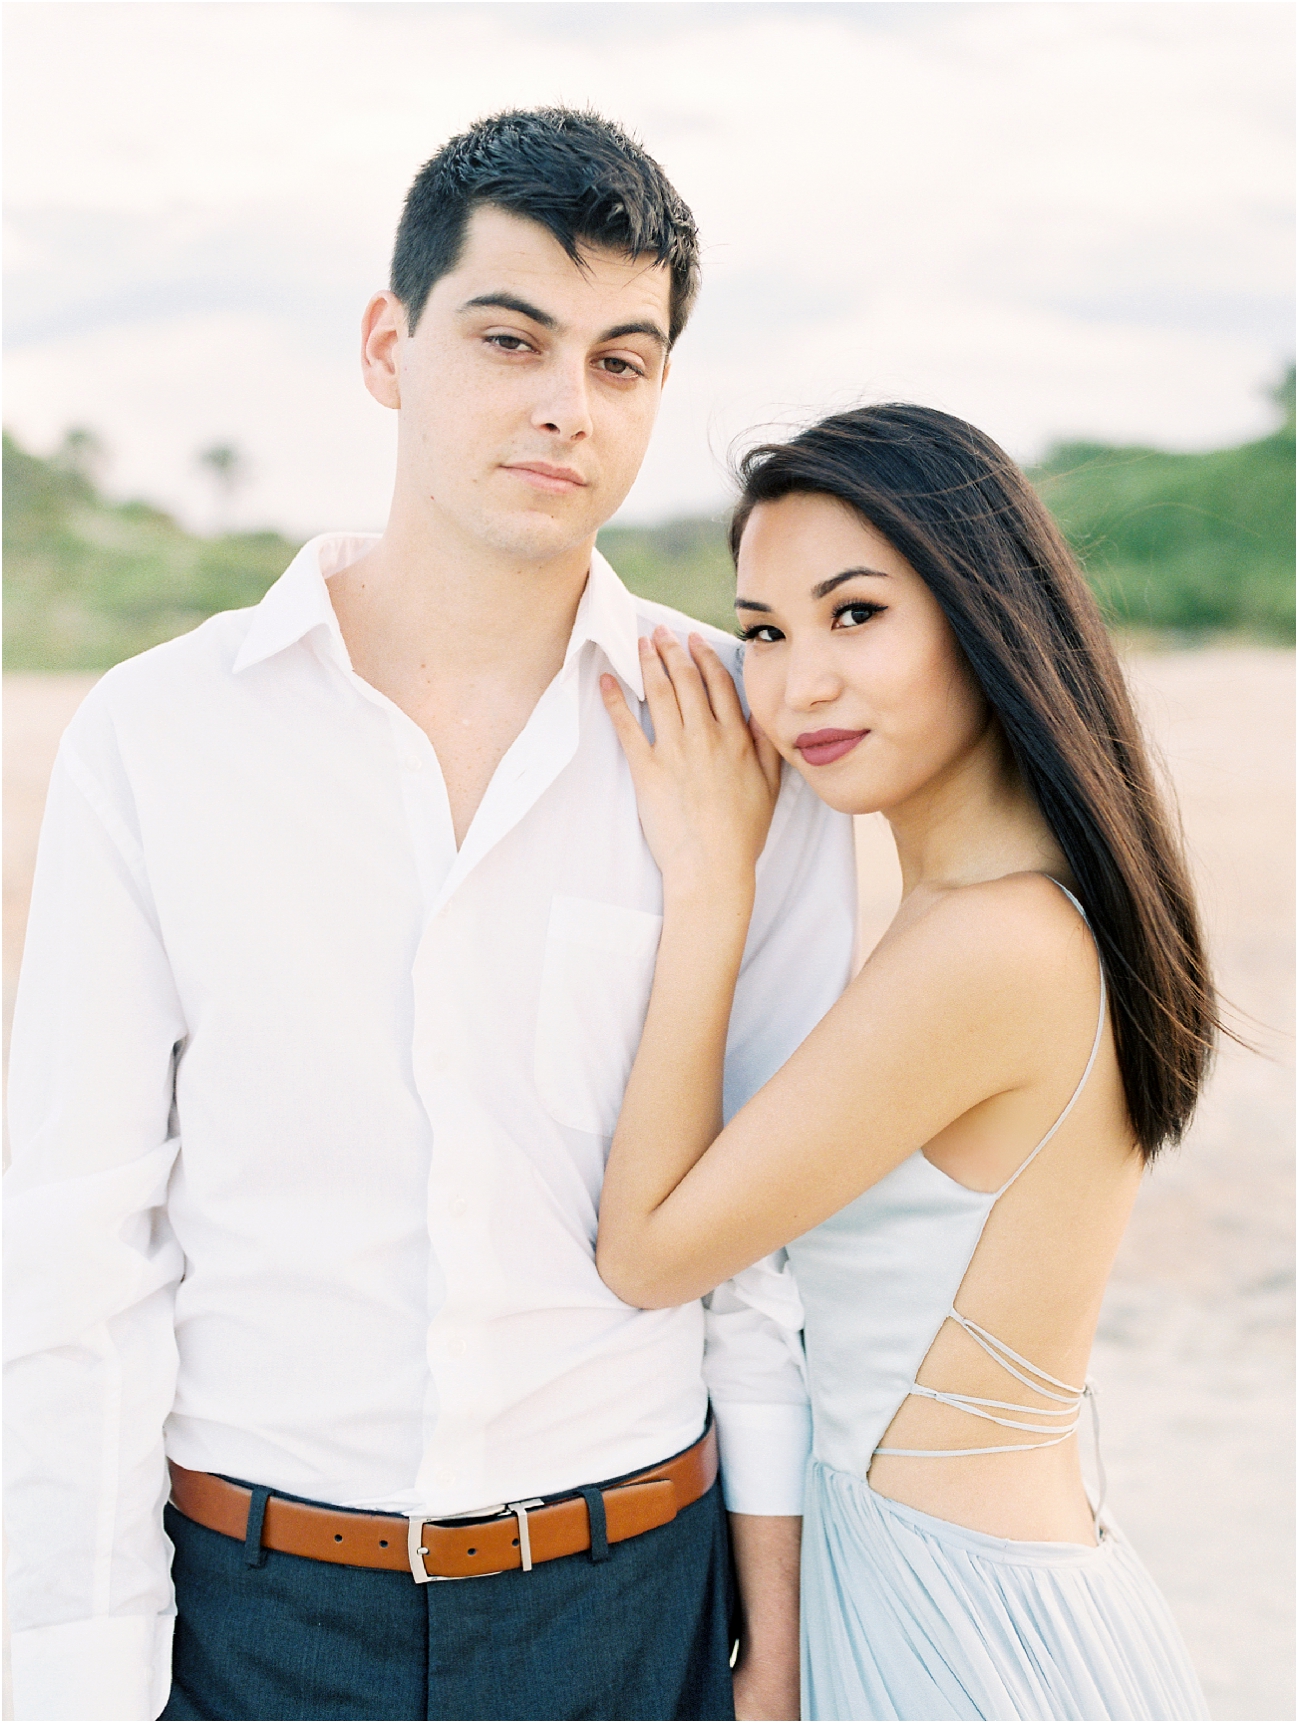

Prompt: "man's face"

[367,205,673,563]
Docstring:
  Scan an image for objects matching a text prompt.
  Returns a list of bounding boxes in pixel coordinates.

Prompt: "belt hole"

[379,1539,389,1548]
[467,1546,476,1555]
[334,1534,343,1543]
[512,1537,519,1546]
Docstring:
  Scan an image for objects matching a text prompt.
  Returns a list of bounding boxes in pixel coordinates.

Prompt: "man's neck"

[328,507,596,847]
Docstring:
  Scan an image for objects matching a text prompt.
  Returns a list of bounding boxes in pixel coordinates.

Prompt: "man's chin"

[476,505,603,566]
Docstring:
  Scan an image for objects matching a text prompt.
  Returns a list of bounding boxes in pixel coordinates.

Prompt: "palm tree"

[1270,364,1295,433]
[198,442,247,535]
[54,426,108,489]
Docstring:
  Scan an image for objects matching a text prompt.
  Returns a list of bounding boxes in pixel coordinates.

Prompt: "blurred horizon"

[6,368,1293,671]
[4,1,1294,538]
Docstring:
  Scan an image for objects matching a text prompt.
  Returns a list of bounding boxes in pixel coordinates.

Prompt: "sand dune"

[4,649,1293,1718]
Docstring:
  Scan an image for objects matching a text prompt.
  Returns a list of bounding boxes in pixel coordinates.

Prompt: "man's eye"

[599,356,645,378]
[487,334,533,353]
[832,603,882,629]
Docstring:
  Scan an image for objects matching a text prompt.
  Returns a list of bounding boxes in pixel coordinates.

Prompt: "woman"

[596,404,1212,1721]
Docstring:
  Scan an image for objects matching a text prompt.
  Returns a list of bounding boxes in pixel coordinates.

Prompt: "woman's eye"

[740,624,784,644]
[831,603,882,630]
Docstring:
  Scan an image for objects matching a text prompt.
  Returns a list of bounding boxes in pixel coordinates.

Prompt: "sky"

[3,0,1293,536]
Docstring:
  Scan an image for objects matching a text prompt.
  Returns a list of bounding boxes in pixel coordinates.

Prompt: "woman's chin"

[792,762,883,819]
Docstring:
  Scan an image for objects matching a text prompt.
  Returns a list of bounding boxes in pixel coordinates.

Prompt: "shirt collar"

[232,532,374,675]
[233,533,645,699]
[564,546,646,700]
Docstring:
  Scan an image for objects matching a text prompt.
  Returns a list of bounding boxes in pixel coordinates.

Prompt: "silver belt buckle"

[408,1499,543,1582]
[407,1513,438,1584]
[506,1499,544,1572]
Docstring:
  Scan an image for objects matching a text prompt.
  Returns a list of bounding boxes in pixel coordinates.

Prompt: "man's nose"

[531,356,593,442]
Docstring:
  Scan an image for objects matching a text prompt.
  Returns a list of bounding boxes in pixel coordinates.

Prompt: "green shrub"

[596,516,738,633]
[4,393,1293,672]
[1032,424,1295,640]
[3,432,300,671]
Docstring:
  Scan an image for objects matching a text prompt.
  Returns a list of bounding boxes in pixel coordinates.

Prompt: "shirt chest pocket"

[534,895,664,1138]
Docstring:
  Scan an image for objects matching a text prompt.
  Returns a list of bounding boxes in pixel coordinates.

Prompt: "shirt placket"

[387,708,457,915]
[409,663,586,1513]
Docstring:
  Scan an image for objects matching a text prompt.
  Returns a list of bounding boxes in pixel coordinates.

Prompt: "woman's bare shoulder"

[949,870,1095,946]
[855,871,1099,1015]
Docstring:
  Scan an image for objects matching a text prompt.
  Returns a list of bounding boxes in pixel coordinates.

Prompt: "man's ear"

[661,356,671,389]
[361,291,404,411]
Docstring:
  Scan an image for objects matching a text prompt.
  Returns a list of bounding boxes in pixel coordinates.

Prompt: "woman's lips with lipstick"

[794,728,869,766]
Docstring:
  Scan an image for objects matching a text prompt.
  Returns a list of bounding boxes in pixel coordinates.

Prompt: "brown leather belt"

[169,1424,716,1583]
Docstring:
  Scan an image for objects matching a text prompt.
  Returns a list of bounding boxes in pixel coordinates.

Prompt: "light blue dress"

[787,885,1208,1721]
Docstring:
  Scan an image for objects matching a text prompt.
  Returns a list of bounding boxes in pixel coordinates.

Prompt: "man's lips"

[793,728,869,766]
[502,461,588,494]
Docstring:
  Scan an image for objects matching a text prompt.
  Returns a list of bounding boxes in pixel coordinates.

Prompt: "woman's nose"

[782,643,842,712]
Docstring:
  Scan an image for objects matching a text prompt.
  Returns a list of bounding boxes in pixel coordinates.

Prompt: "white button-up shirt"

[5,534,856,1722]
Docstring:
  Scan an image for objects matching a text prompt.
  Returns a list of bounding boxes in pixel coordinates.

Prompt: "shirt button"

[449,1336,467,1358]
[437,1469,456,1488]
[404,753,423,773]
[450,1196,468,1218]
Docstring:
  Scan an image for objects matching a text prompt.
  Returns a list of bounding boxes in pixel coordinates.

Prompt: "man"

[5,109,856,1722]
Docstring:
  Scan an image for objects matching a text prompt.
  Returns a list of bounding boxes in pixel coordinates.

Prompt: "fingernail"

[638,636,651,652]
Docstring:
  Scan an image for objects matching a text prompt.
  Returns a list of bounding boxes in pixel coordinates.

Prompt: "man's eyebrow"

[600,320,669,350]
[458,292,560,331]
[812,567,889,599]
[456,295,667,353]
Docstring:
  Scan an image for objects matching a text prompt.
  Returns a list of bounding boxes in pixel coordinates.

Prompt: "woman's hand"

[601,627,783,906]
[595,628,782,1308]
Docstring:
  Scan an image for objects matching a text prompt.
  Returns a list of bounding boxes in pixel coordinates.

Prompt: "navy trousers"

[160,1466,735,1721]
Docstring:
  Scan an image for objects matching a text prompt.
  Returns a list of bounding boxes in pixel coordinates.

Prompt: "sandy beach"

[4,648,1294,1720]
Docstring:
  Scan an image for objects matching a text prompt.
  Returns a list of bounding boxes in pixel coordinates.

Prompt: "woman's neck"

[884,722,1067,901]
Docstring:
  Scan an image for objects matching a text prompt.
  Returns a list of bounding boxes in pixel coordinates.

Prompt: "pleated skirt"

[801,1458,1208,1722]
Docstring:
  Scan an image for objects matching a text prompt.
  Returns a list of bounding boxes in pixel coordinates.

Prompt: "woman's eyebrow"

[735,566,889,613]
[811,567,889,599]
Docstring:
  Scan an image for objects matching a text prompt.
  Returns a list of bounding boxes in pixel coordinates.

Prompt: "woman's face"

[736,492,992,817]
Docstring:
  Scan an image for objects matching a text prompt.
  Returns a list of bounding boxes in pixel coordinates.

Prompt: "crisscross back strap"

[876,1306,1088,1454]
[948,1309,1086,1401]
[872,881,1112,1536]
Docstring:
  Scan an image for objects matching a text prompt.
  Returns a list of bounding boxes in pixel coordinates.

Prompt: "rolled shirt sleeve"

[5,691,187,1721]
[704,765,857,1514]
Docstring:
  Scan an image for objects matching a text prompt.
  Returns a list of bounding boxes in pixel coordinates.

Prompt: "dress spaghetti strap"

[994,879,1107,1198]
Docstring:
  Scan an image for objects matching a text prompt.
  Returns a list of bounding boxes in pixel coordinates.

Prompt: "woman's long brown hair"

[731,404,1217,1159]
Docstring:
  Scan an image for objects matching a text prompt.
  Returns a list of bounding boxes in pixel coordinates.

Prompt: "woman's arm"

[596,627,783,1279]
[597,631,1088,1310]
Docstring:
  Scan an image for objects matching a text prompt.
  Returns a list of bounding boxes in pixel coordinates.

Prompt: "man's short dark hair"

[391,108,700,346]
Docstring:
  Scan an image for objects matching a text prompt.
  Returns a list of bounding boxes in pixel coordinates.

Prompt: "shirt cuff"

[10,1614,174,1721]
[711,1398,812,1515]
